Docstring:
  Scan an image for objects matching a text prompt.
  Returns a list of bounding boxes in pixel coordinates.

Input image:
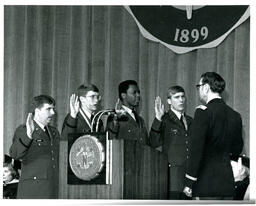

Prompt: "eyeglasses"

[85,95,101,100]
[196,84,205,89]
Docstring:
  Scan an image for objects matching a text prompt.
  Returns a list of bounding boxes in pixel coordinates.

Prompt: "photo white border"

[1,0,255,205]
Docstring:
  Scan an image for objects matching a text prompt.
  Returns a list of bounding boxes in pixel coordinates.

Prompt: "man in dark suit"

[9,95,60,199]
[108,80,148,145]
[61,84,102,139]
[183,72,244,199]
[149,86,193,199]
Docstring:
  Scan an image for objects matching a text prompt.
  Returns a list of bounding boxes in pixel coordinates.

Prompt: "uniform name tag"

[171,129,178,134]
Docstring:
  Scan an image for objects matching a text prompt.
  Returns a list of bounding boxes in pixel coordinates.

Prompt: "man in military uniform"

[149,86,193,199]
[9,95,60,199]
[108,80,148,145]
[183,72,244,199]
[61,84,102,139]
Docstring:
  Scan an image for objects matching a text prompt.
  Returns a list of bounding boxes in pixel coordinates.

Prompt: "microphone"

[93,109,127,132]
[106,109,127,119]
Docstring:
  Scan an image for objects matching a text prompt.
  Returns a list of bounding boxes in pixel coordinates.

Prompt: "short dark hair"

[167,86,185,98]
[3,162,19,180]
[76,84,99,97]
[118,80,138,100]
[31,95,55,113]
[201,72,226,94]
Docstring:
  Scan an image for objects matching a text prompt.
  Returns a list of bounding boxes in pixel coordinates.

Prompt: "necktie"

[180,115,187,130]
[132,109,139,124]
[44,126,50,137]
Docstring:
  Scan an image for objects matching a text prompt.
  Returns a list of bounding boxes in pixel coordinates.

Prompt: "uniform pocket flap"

[21,167,47,180]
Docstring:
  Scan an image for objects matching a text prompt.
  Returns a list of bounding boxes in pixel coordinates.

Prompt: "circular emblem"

[125,6,249,53]
[69,135,105,181]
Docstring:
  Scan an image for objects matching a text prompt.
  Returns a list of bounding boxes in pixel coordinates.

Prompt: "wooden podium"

[59,138,168,199]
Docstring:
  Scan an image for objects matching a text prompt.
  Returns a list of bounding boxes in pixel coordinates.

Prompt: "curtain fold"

[4,6,250,156]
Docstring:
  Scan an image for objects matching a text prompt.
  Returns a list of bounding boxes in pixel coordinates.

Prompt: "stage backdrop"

[4,6,250,156]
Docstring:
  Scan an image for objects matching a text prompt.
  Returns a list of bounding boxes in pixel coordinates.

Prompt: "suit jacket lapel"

[78,112,91,129]
[185,114,192,128]
[128,113,140,127]
[45,125,53,140]
[168,110,188,130]
[33,121,49,139]
[168,110,181,125]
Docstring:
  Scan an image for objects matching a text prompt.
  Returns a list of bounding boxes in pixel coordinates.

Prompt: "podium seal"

[69,134,105,181]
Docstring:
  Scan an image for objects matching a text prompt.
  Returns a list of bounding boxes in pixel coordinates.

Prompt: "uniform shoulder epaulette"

[196,105,207,110]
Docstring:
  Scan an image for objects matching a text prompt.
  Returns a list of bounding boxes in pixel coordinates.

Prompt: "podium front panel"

[59,138,168,199]
[59,138,124,199]
[67,133,107,185]
[123,140,168,199]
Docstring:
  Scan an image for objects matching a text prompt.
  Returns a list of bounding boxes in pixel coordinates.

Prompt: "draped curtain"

[4,6,250,156]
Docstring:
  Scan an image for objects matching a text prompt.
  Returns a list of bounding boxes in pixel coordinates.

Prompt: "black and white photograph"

[1,1,255,205]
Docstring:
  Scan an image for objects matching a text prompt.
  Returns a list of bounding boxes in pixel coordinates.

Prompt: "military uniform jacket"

[61,112,104,140]
[184,98,244,197]
[108,112,149,145]
[9,122,60,199]
[149,110,193,192]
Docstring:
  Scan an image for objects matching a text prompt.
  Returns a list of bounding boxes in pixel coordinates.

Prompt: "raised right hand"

[155,96,164,121]
[26,113,34,139]
[114,98,126,121]
[70,94,79,118]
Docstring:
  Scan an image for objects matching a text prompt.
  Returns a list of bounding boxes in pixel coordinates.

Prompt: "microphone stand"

[91,109,115,133]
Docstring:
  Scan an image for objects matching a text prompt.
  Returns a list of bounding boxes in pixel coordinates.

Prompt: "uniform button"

[168,164,171,167]
[185,141,188,144]
[33,176,37,179]
[51,143,53,146]
[128,130,131,132]
[53,165,56,168]
[187,156,189,159]
[186,148,189,151]
[52,158,54,160]
[51,150,54,153]
[185,134,188,136]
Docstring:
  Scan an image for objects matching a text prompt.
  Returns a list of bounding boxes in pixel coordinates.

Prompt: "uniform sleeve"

[149,117,164,148]
[9,125,33,160]
[184,108,208,188]
[105,115,120,140]
[230,113,244,157]
[61,114,78,140]
[53,127,61,162]
[140,117,149,145]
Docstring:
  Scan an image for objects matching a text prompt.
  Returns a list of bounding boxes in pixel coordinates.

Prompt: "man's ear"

[121,93,126,100]
[167,98,172,105]
[205,84,210,93]
[34,108,40,115]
